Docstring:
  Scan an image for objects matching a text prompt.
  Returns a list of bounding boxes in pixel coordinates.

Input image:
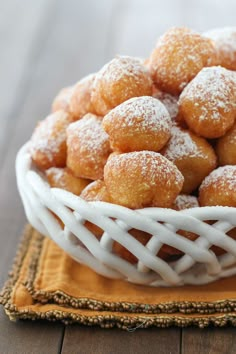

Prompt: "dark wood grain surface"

[61,327,181,354]
[0,0,236,353]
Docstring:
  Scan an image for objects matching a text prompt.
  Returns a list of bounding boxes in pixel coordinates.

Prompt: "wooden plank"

[0,1,66,353]
[0,308,64,354]
[61,326,180,354]
[182,328,236,354]
[0,0,56,165]
[0,218,25,287]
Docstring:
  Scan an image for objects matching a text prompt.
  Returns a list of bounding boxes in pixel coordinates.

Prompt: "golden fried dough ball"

[46,167,90,196]
[30,111,73,170]
[66,113,111,180]
[52,86,74,116]
[80,180,111,202]
[149,27,217,95]
[199,166,236,254]
[179,66,236,139]
[80,179,192,262]
[91,56,152,115]
[216,122,236,166]
[80,180,112,239]
[69,74,96,119]
[199,165,236,207]
[161,125,217,193]
[102,96,171,152]
[104,151,184,209]
[152,85,179,121]
[204,27,236,70]
[81,181,169,259]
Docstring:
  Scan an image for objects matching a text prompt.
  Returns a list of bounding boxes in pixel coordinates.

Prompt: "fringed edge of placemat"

[25,287,236,315]
[0,224,35,309]
[4,307,236,329]
[1,224,236,329]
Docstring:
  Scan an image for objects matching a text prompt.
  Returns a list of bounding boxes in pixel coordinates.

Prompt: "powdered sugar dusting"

[69,73,96,117]
[220,123,236,145]
[162,125,204,160]
[67,114,110,169]
[108,151,183,186]
[179,66,235,122]
[200,165,236,191]
[150,27,216,93]
[157,28,212,66]
[80,180,110,202]
[95,55,151,84]
[174,194,199,210]
[31,111,68,162]
[106,96,171,133]
[52,86,74,113]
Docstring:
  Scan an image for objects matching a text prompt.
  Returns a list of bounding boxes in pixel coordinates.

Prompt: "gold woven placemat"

[1,225,236,329]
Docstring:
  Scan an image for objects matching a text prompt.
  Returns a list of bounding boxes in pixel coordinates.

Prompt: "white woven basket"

[16,142,236,287]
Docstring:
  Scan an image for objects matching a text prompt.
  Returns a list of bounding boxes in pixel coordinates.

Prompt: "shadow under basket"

[16,142,236,287]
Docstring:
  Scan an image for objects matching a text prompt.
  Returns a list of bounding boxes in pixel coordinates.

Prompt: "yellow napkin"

[1,225,236,329]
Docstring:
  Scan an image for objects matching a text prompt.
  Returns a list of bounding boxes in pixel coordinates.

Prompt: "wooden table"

[0,1,236,352]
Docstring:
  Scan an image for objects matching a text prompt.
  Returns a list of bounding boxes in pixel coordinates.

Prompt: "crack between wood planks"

[180,328,183,354]
[58,325,66,354]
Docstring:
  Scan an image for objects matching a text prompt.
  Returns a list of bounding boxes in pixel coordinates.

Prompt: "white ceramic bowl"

[16,142,236,286]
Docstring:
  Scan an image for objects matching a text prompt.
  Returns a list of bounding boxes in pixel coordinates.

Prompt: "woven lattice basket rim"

[16,142,236,287]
